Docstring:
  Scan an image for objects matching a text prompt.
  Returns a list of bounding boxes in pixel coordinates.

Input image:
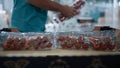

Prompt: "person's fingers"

[60,6,80,20]
[70,10,78,18]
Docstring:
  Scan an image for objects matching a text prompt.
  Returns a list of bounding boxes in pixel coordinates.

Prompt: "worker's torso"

[11,0,48,32]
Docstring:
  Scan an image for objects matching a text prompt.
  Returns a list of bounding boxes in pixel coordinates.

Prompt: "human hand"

[58,0,85,21]
[59,5,79,21]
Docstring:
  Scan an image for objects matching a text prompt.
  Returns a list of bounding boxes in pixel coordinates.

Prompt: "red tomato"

[2,43,8,49]
[72,38,77,44]
[41,37,48,43]
[61,42,67,48]
[100,43,107,50]
[82,43,89,50]
[10,44,15,50]
[75,43,81,49]
[108,44,116,50]
[15,45,20,50]
[93,44,100,50]
[24,42,29,49]
[57,36,65,42]
[46,42,52,48]
[66,43,73,48]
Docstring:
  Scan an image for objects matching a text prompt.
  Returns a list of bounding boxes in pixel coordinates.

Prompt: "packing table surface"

[0,49,119,57]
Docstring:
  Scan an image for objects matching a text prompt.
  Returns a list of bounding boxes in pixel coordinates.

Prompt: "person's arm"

[27,0,64,12]
[27,0,78,18]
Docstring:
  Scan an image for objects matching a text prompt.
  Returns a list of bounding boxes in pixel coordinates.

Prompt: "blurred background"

[0,0,120,32]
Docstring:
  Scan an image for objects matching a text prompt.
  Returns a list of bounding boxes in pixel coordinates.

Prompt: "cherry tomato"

[75,43,81,49]
[82,43,89,50]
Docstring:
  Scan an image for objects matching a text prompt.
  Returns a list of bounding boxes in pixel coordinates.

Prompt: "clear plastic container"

[56,31,90,50]
[1,32,54,51]
[0,30,118,51]
[0,32,8,50]
[24,32,54,50]
[89,30,117,51]
[56,32,73,49]
[115,30,120,51]
[1,32,24,50]
[54,0,85,22]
